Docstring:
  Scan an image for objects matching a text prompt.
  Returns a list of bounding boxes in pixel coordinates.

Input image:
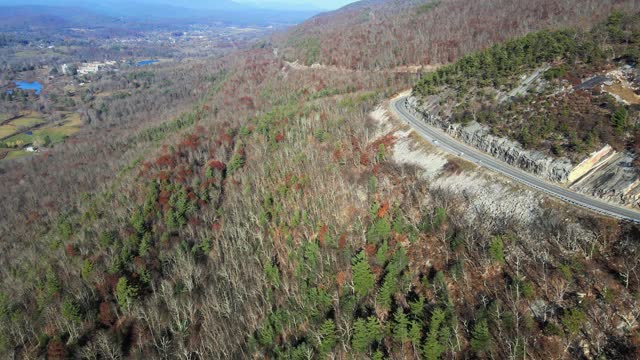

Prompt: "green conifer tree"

[352,251,375,297]
[115,277,138,310]
[423,308,446,360]
[393,308,410,343]
[470,318,491,354]
[318,319,337,354]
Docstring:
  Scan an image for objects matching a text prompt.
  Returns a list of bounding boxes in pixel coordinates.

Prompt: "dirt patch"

[441,157,474,175]
[371,96,544,226]
[391,64,442,73]
[603,82,640,105]
[368,105,394,136]
[369,101,448,178]
[430,173,542,226]
[392,132,448,178]
[286,61,442,74]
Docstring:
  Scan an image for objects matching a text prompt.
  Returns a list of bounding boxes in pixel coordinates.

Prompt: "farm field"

[10,116,45,128]
[0,112,83,162]
[0,112,46,140]
[3,113,81,145]
[3,149,30,160]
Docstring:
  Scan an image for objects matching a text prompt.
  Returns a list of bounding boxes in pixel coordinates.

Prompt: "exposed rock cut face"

[406,95,573,183]
[406,95,640,208]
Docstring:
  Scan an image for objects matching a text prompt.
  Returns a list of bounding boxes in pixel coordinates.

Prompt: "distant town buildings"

[77,61,117,75]
[61,63,76,76]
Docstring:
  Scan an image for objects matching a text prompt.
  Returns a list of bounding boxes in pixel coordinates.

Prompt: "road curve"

[390,95,640,223]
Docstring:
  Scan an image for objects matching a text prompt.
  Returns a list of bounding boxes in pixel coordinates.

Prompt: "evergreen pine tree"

[367,316,383,344]
[376,273,395,311]
[115,277,138,310]
[352,251,375,297]
[470,318,491,354]
[352,318,370,353]
[318,319,336,354]
[393,308,410,343]
[489,236,505,264]
[367,217,391,244]
[409,320,422,348]
[423,308,446,360]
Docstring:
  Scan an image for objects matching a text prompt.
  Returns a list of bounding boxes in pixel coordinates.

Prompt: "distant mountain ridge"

[0,5,125,32]
[0,0,319,25]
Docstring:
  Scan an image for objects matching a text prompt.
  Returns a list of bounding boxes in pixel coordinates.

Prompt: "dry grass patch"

[0,125,16,138]
[10,116,45,128]
[442,156,476,175]
[603,82,640,104]
[2,149,30,161]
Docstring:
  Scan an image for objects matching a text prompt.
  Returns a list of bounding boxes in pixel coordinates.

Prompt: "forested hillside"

[413,11,640,162]
[1,0,640,359]
[274,0,640,69]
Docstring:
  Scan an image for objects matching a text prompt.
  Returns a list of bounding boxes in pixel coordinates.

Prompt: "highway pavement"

[390,95,640,223]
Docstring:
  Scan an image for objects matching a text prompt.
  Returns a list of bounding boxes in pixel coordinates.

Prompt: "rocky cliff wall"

[567,145,615,183]
[406,96,573,182]
[570,152,640,207]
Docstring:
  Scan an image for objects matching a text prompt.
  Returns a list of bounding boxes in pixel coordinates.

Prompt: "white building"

[78,61,117,75]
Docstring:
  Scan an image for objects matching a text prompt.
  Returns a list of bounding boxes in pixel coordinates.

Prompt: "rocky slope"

[406,95,573,182]
[406,95,640,208]
[570,149,640,207]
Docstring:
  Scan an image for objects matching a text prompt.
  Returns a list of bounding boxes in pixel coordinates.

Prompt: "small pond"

[136,60,159,66]
[13,81,42,94]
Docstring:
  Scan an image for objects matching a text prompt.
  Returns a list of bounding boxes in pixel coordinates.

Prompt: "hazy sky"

[0,0,357,11]
[233,0,355,10]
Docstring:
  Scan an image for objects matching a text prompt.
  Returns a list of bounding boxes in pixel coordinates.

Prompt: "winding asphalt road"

[390,95,640,223]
